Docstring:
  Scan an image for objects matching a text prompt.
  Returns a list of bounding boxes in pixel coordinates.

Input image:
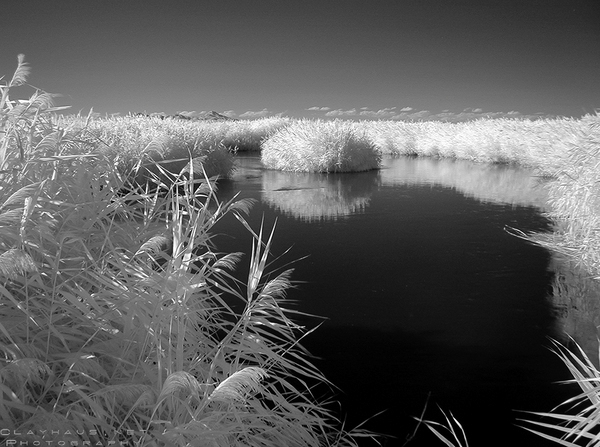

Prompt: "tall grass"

[259,115,590,174]
[58,113,236,182]
[0,56,373,446]
[56,114,292,188]
[261,120,381,172]
[526,116,600,278]
[356,117,586,172]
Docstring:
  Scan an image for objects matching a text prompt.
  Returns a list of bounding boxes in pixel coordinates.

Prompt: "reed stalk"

[0,55,373,446]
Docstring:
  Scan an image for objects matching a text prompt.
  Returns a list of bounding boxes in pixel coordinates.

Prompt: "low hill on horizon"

[134,110,237,121]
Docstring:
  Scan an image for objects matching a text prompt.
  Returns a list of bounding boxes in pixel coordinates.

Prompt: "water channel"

[212,153,575,446]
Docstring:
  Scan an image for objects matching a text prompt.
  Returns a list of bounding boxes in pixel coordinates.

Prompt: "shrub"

[261,119,381,172]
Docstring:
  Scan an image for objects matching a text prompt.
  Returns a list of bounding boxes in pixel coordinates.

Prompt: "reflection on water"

[380,156,549,209]
[261,170,380,222]
[232,154,548,222]
[549,255,600,366]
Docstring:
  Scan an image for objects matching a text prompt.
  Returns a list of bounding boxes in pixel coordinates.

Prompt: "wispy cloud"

[313,106,414,118]
[359,107,397,118]
[324,108,358,116]
[238,108,275,118]
[390,110,431,120]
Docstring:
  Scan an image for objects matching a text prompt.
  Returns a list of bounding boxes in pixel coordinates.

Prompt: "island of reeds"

[1,54,600,445]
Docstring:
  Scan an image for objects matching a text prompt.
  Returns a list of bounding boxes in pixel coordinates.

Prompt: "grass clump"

[0,55,373,446]
[518,339,600,446]
[261,119,381,172]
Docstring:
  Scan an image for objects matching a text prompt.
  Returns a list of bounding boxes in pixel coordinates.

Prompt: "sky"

[2,0,599,120]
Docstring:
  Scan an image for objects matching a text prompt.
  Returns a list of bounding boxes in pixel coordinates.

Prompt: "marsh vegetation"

[0,55,371,446]
[1,54,600,445]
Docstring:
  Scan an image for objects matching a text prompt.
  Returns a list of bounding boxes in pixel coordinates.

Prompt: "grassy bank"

[528,117,600,277]
[356,117,588,172]
[0,56,372,445]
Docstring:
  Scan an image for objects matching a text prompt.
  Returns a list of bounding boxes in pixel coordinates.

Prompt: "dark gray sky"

[2,0,599,119]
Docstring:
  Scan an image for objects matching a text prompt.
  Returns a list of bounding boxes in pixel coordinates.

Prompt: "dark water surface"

[212,154,574,446]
